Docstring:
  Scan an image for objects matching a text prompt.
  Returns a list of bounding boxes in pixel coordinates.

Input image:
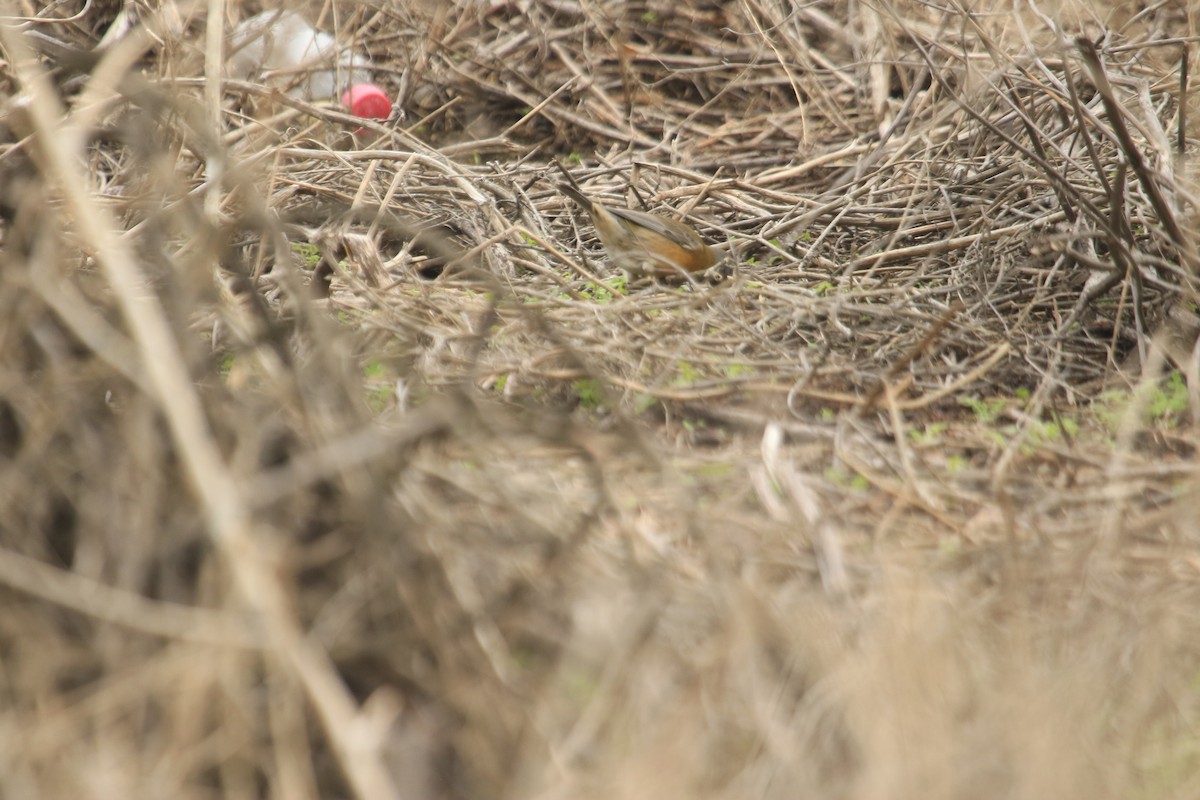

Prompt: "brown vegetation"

[1,0,1199,798]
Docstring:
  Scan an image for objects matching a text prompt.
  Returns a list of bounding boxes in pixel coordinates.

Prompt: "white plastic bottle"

[229,9,390,120]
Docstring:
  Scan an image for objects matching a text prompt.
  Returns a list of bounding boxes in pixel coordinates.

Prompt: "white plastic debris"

[228,10,374,101]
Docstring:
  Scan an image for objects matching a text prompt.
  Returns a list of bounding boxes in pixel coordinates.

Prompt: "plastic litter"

[341,83,392,122]
[229,10,383,110]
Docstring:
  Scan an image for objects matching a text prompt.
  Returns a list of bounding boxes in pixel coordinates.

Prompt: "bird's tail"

[554,160,597,212]
[556,181,594,212]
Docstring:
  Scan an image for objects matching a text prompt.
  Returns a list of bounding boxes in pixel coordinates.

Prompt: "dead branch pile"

[0,1,1198,798]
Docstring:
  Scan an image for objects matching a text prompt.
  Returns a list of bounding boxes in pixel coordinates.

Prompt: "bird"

[556,169,717,279]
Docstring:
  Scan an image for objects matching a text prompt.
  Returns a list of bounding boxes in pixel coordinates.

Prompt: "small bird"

[556,171,717,279]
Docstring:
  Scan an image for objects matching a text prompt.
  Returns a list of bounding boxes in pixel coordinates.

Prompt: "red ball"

[341,83,392,121]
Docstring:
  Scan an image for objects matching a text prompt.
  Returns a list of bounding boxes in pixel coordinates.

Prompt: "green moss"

[291,241,321,269]
[673,360,701,386]
[573,378,605,410]
[633,393,658,414]
[959,395,1007,425]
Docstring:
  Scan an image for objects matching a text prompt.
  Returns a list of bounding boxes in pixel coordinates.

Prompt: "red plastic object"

[342,83,392,121]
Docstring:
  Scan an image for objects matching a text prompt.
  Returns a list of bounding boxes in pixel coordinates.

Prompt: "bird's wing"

[609,207,705,249]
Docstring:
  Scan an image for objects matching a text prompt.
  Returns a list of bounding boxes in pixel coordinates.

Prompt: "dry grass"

[1,0,1200,797]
